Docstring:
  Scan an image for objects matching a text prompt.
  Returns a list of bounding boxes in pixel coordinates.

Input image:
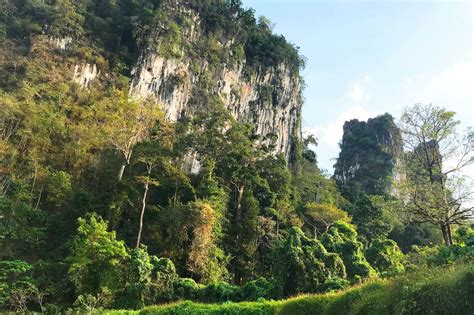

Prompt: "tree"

[366,239,405,277]
[119,246,154,309]
[186,200,229,283]
[134,152,160,249]
[0,260,41,312]
[398,104,474,245]
[103,93,163,181]
[272,227,347,296]
[321,221,376,280]
[299,203,351,239]
[67,214,129,298]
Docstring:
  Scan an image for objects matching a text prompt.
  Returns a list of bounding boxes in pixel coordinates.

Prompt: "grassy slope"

[107,263,474,315]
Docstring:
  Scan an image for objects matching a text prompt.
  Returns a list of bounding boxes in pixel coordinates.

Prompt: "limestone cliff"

[3,0,304,162]
[128,3,303,160]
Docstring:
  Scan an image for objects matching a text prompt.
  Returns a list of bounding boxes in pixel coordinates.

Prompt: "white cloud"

[303,74,378,171]
[310,105,375,150]
[304,74,376,150]
[350,74,372,103]
[398,60,474,121]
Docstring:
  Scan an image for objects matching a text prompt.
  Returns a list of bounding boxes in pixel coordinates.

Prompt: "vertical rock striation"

[129,4,302,160]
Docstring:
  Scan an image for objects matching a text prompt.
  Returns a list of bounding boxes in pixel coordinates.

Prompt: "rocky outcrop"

[334,114,402,196]
[49,37,72,50]
[128,5,302,160]
[130,56,301,159]
[61,2,302,161]
[73,63,99,87]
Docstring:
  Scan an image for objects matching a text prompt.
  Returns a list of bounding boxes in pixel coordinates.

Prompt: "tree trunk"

[118,152,132,181]
[35,185,43,211]
[440,223,452,246]
[235,184,245,219]
[136,181,149,248]
[276,217,279,237]
[446,223,453,245]
[118,164,126,181]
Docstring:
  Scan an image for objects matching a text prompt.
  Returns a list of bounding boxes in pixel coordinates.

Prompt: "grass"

[105,263,474,314]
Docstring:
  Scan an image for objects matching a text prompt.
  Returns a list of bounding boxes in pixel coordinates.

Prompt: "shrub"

[366,239,405,277]
[172,278,201,300]
[427,244,474,266]
[272,227,347,297]
[198,282,240,303]
[321,221,376,280]
[454,225,474,246]
[240,278,276,301]
[0,260,40,312]
[116,247,154,310]
[406,243,474,268]
[150,257,178,303]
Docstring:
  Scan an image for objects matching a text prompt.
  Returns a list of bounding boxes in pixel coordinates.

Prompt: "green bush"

[66,214,129,301]
[454,225,474,246]
[171,277,276,303]
[0,260,38,310]
[240,278,276,301]
[321,221,376,280]
[272,227,347,296]
[407,243,474,268]
[427,244,474,266]
[140,300,276,315]
[198,282,240,303]
[116,247,154,310]
[150,257,178,303]
[366,239,405,277]
[172,278,201,300]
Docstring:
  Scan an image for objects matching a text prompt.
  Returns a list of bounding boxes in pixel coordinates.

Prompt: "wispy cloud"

[400,60,474,119]
[350,74,372,103]
[304,74,376,148]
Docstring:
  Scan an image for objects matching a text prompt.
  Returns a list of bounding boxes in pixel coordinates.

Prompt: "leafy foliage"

[67,214,129,297]
[140,263,474,315]
[272,227,347,296]
[321,221,376,280]
[366,239,405,277]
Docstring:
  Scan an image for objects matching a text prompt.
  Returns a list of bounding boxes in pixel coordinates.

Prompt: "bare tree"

[398,104,474,245]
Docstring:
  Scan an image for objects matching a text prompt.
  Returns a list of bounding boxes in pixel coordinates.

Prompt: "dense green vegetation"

[0,0,473,313]
[107,263,474,314]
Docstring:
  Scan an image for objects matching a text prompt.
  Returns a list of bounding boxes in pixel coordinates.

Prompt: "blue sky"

[242,0,473,173]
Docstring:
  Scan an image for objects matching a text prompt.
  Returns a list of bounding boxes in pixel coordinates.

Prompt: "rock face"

[73,63,99,88]
[60,2,302,161]
[334,114,402,196]
[130,56,301,159]
[128,5,302,160]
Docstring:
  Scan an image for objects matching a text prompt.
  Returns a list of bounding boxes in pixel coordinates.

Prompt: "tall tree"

[398,104,474,245]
